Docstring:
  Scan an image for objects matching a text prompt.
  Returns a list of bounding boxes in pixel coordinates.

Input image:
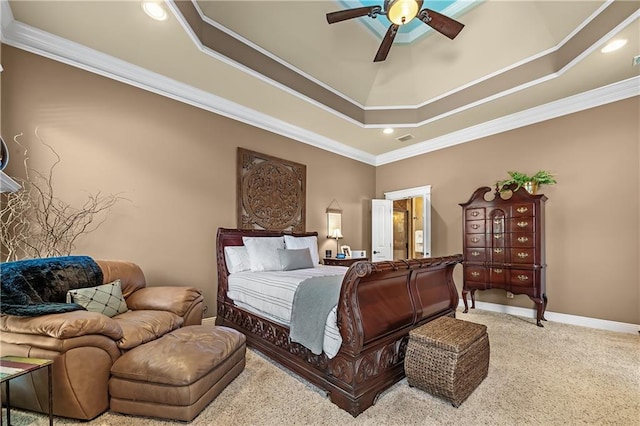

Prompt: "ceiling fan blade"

[418,8,465,39]
[374,24,399,62]
[326,6,380,24]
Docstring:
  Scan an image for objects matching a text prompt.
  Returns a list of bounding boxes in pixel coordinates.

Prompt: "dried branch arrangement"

[1,131,124,262]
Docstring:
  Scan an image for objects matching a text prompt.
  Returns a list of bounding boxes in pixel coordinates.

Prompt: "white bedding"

[227,265,347,358]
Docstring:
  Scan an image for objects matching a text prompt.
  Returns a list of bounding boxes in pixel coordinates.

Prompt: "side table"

[1,356,53,426]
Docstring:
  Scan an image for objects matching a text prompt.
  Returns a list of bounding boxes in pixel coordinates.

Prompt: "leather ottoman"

[109,325,246,421]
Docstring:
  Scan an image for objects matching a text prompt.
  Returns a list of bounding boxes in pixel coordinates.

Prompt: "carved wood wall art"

[237,148,306,232]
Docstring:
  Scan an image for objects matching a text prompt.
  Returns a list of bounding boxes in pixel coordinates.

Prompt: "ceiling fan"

[326,0,465,62]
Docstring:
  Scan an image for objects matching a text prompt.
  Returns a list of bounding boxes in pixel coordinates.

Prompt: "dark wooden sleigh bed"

[216,227,462,416]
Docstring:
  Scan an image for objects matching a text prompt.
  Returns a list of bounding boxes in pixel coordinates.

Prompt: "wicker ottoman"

[405,316,489,407]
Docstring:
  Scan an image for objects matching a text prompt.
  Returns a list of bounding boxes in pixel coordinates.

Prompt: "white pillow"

[224,246,251,274]
[242,236,285,272]
[284,235,320,265]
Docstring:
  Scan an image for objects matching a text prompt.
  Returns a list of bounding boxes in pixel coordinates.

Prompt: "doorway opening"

[393,206,409,259]
[392,197,425,259]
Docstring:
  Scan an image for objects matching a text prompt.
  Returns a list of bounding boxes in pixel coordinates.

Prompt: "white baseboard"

[459,300,640,334]
[202,317,217,326]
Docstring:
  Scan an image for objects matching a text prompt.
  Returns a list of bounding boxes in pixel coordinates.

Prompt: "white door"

[371,199,393,261]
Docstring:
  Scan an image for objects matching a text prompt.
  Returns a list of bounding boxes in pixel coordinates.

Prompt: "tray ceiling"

[3,0,639,165]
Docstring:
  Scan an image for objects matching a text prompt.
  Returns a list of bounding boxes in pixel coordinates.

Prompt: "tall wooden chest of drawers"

[459,186,548,327]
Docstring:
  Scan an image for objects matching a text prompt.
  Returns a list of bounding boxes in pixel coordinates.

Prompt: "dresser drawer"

[490,247,506,263]
[488,216,506,234]
[466,234,486,247]
[510,248,536,264]
[466,208,485,220]
[507,217,535,233]
[465,220,485,234]
[464,266,488,282]
[508,269,536,288]
[465,248,486,261]
[489,267,507,286]
[509,233,534,248]
[510,203,535,218]
[490,232,506,247]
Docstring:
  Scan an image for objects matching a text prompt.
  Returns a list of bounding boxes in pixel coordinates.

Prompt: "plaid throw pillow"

[66,279,129,317]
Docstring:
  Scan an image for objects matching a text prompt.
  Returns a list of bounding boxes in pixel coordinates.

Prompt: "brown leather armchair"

[0,259,203,420]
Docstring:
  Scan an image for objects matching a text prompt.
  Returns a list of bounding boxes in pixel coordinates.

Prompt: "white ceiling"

[2,0,639,165]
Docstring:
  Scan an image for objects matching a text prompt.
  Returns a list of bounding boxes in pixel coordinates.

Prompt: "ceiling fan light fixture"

[386,0,423,26]
[326,0,461,62]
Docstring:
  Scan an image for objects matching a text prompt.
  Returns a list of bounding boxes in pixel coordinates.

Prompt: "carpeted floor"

[4,309,640,425]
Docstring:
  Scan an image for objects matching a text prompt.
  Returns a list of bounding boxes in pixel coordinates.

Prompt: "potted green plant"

[496,170,557,194]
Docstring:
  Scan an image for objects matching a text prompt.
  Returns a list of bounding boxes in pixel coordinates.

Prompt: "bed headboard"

[215,227,318,301]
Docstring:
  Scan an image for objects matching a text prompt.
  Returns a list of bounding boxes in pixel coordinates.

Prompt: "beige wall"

[0,46,375,317]
[2,45,638,325]
[377,98,640,324]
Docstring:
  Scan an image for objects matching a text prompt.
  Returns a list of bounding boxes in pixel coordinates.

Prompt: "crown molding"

[173,0,635,120]
[375,76,640,166]
[0,8,376,165]
[1,1,636,167]
[183,1,369,118]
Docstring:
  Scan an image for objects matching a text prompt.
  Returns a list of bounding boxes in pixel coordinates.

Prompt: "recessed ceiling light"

[142,1,167,21]
[383,128,394,134]
[601,39,627,53]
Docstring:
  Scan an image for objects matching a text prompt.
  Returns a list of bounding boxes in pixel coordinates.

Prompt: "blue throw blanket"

[289,274,343,355]
[0,256,103,316]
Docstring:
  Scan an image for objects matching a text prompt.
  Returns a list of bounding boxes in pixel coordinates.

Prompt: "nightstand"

[323,257,368,267]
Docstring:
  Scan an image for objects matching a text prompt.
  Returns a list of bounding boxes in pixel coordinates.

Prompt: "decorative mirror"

[326,199,342,238]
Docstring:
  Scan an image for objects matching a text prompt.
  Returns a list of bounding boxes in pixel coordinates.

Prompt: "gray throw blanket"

[289,274,343,355]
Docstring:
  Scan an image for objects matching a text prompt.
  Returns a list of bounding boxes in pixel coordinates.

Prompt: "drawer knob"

[494,234,502,239]
[517,221,529,228]
[471,271,480,277]
[517,274,529,281]
[494,269,503,274]
[494,248,503,254]
[494,219,502,225]
[471,211,479,216]
[471,251,480,256]
[471,237,480,243]
[517,206,528,213]
[517,236,529,243]
[517,252,529,258]
[471,224,480,229]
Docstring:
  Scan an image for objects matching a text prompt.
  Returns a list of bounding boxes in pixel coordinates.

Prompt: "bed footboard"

[215,227,462,416]
[327,256,461,415]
